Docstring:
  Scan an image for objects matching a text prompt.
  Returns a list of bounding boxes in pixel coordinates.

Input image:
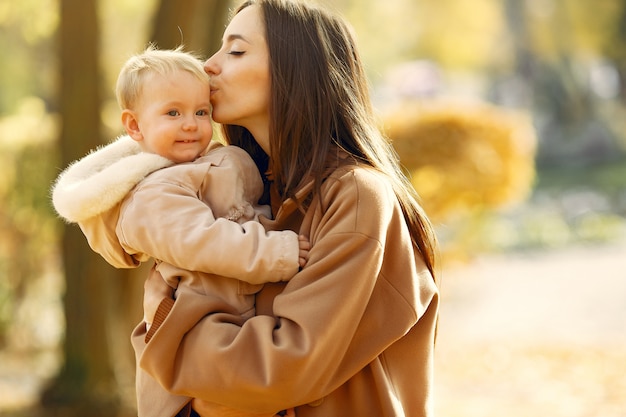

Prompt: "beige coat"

[136,161,439,417]
[51,135,300,416]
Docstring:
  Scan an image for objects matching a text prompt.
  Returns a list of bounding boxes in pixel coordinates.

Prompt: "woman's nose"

[204,55,218,75]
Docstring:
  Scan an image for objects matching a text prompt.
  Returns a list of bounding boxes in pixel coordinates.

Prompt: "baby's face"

[132,70,212,163]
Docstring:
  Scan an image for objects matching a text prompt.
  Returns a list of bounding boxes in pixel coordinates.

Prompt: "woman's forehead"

[224,5,265,44]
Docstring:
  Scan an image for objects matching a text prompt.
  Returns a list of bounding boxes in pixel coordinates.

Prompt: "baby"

[52,46,303,417]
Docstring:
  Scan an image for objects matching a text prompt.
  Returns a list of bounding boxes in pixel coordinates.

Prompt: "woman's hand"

[143,266,175,326]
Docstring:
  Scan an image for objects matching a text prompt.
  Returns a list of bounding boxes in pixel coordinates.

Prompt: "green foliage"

[0,0,57,115]
[537,158,626,197]
[525,0,625,58]
[0,98,60,348]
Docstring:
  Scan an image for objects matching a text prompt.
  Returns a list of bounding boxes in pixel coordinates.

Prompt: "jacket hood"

[52,135,174,223]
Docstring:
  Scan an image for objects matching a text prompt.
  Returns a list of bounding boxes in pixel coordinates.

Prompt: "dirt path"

[435,242,626,417]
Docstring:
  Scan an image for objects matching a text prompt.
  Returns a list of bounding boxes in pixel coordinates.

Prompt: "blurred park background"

[0,0,625,415]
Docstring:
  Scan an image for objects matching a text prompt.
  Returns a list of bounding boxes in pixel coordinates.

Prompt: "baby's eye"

[196,110,209,116]
[167,110,180,116]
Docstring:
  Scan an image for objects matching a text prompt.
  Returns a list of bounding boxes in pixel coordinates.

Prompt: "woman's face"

[204,5,271,153]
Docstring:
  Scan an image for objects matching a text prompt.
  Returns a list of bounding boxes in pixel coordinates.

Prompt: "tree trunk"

[503,0,535,108]
[149,0,230,55]
[39,0,124,415]
[611,4,626,104]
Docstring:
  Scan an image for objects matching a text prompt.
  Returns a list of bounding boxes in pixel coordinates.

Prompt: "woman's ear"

[121,109,143,142]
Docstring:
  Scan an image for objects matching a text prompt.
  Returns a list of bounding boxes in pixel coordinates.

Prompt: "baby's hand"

[298,235,310,269]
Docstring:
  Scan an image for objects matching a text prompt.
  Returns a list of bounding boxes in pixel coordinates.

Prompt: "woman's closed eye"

[227,50,245,56]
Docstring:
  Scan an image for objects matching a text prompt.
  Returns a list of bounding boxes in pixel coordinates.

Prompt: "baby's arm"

[117,181,302,284]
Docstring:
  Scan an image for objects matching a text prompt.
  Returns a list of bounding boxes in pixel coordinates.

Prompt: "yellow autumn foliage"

[383,100,537,223]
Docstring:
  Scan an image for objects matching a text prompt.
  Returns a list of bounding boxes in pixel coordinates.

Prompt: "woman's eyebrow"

[224,33,250,44]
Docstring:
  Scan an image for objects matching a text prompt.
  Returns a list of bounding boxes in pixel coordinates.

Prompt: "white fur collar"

[52,135,174,222]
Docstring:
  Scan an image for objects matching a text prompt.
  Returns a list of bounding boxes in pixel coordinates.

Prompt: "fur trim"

[52,135,174,222]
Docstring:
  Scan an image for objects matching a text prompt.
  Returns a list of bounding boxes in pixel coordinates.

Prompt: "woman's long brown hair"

[222,0,438,278]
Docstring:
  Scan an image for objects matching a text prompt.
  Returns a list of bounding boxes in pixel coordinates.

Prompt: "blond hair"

[115,45,208,110]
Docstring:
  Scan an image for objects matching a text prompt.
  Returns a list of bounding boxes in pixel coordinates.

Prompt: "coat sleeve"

[137,169,437,413]
[116,173,300,284]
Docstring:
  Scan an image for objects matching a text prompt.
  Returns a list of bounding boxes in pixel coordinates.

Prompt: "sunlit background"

[1,0,625,416]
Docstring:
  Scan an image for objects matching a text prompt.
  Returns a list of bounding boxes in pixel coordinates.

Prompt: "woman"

[138,1,440,416]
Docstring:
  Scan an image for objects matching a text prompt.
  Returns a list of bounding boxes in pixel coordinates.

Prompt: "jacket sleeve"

[116,174,300,284]
[137,168,437,413]
[51,135,173,223]
[50,135,175,269]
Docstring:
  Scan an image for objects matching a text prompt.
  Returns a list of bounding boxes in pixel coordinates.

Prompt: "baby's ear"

[121,109,143,141]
